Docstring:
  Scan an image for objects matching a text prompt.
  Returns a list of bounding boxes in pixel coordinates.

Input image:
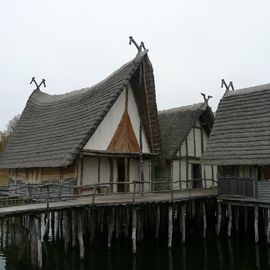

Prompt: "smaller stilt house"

[202,84,270,200]
[0,49,163,194]
[156,101,216,190]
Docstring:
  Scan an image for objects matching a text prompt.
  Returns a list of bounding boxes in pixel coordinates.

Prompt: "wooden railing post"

[46,185,49,209]
[133,181,136,203]
[170,179,174,201]
[92,184,97,204]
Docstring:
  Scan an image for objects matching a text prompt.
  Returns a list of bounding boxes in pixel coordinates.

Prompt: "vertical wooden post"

[125,208,130,237]
[181,204,186,243]
[168,206,173,249]
[216,202,222,236]
[107,208,115,249]
[77,210,84,260]
[132,208,137,254]
[267,208,270,244]
[244,207,248,233]
[63,211,70,252]
[115,209,120,239]
[29,216,37,267]
[155,205,160,239]
[71,210,76,247]
[235,206,239,232]
[202,202,207,239]
[51,211,55,241]
[254,206,259,243]
[227,204,232,237]
[34,216,42,269]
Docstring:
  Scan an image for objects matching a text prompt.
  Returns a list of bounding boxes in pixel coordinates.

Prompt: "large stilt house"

[202,84,270,200]
[0,50,163,193]
[156,102,216,190]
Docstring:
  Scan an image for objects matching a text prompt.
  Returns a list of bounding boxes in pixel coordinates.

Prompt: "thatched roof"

[158,102,214,160]
[0,51,162,168]
[202,83,270,165]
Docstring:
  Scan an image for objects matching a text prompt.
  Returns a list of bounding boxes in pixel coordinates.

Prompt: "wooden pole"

[115,209,120,239]
[244,207,248,233]
[132,208,137,254]
[267,209,270,244]
[63,211,70,252]
[202,202,207,239]
[107,208,115,249]
[71,210,76,247]
[155,205,160,239]
[235,206,239,232]
[216,202,222,236]
[34,216,42,269]
[77,210,84,260]
[168,206,173,249]
[227,204,232,237]
[254,206,259,243]
[181,204,186,243]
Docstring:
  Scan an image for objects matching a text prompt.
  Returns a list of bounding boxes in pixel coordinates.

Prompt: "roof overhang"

[81,149,158,159]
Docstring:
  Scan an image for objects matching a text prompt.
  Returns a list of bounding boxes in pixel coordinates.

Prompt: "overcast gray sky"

[1,0,270,130]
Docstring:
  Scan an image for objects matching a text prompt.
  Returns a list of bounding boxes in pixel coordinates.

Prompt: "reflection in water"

[216,239,223,270]
[255,245,260,270]
[0,228,269,270]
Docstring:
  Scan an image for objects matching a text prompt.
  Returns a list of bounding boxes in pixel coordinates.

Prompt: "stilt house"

[0,50,163,193]
[156,102,216,190]
[202,84,270,200]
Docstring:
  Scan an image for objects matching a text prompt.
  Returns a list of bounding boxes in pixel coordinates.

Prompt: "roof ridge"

[225,83,270,98]
[158,102,204,114]
[30,51,148,104]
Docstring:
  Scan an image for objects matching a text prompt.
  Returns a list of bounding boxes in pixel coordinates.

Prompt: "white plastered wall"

[84,84,150,153]
[83,157,98,185]
[172,119,217,189]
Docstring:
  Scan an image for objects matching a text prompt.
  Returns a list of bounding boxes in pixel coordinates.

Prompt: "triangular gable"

[83,84,150,153]
[107,110,140,152]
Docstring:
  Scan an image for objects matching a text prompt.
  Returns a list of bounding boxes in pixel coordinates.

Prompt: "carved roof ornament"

[129,36,146,52]
[221,79,234,91]
[201,93,213,102]
[30,77,46,90]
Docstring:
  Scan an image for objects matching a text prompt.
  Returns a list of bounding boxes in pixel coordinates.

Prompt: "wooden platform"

[0,188,217,217]
[217,194,270,207]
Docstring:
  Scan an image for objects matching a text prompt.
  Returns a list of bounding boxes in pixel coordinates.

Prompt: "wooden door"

[117,159,125,192]
[192,164,202,188]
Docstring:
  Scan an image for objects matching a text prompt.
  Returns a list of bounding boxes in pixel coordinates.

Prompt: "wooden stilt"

[115,209,120,239]
[216,202,222,236]
[202,202,207,239]
[34,216,42,269]
[155,205,160,239]
[244,207,248,233]
[51,211,55,241]
[63,211,71,252]
[254,206,259,243]
[107,208,115,249]
[29,216,37,267]
[71,210,76,247]
[227,204,232,237]
[124,208,130,237]
[168,206,173,249]
[267,209,270,244]
[181,204,186,243]
[235,206,239,232]
[132,208,137,254]
[77,210,84,260]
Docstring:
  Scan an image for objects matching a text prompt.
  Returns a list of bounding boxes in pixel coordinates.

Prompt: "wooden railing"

[0,178,217,208]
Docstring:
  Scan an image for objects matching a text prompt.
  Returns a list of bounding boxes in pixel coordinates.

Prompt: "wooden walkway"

[0,188,217,217]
